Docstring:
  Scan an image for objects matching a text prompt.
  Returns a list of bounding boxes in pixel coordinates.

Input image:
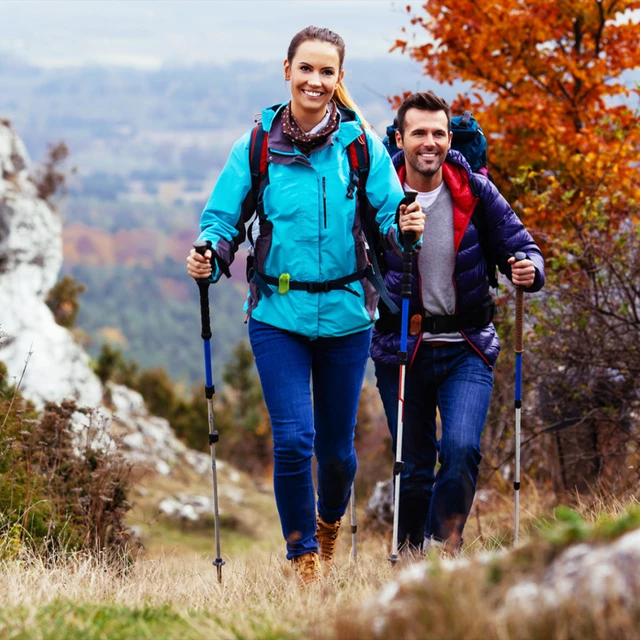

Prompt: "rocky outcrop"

[0,121,103,408]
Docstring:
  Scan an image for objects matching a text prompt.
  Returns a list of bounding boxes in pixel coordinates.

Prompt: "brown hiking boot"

[290,551,320,587]
[315,515,342,569]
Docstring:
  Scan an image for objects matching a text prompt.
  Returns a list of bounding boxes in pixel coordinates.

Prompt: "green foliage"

[135,368,176,418]
[168,391,208,452]
[540,507,590,545]
[591,505,640,542]
[536,504,640,547]
[93,343,139,386]
[0,360,13,397]
[0,602,206,640]
[45,275,86,329]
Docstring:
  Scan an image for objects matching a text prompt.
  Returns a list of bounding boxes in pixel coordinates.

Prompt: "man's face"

[396,108,452,179]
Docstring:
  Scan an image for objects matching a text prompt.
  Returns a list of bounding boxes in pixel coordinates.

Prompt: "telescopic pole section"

[389,189,417,565]
[193,240,226,582]
[350,483,357,563]
[513,251,526,546]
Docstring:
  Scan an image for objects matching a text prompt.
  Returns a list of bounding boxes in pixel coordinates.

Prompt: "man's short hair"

[397,91,452,136]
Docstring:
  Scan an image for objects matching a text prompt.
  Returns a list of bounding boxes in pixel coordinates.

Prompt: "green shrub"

[0,364,133,558]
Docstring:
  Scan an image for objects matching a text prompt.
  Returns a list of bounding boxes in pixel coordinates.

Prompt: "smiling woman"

[185,25,424,587]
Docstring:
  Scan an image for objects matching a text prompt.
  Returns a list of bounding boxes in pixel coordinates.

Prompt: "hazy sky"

[0,0,419,68]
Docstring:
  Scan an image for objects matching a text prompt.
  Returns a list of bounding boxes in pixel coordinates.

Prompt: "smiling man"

[372,91,545,554]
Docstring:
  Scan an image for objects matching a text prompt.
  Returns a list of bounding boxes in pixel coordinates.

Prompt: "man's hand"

[399,201,425,242]
[187,248,212,280]
[508,256,536,288]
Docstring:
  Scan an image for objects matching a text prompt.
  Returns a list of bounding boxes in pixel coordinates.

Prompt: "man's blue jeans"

[249,318,371,560]
[375,341,493,548]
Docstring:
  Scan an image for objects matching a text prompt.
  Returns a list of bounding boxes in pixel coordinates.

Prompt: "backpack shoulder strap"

[470,174,499,289]
[347,128,399,314]
[346,128,370,197]
[249,124,269,198]
[247,124,269,248]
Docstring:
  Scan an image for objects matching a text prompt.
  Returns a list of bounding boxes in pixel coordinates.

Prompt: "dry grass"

[0,531,408,639]
[1,462,638,639]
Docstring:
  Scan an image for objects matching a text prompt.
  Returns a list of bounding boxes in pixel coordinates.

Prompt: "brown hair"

[397,91,451,136]
[287,26,370,128]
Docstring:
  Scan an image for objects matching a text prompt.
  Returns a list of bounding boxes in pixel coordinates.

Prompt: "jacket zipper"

[322,177,327,228]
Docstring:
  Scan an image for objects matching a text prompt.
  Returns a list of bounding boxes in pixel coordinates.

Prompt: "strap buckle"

[346,170,359,199]
[307,281,331,293]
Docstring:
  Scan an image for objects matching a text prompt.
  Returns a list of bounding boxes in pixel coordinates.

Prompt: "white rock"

[158,493,219,522]
[365,479,394,525]
[0,124,103,409]
[184,450,212,477]
[503,528,640,616]
[221,485,244,505]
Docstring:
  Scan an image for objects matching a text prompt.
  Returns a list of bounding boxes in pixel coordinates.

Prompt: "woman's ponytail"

[334,83,371,130]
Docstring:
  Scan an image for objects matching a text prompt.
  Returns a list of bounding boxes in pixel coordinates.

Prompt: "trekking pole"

[350,482,357,562]
[193,240,225,583]
[388,189,418,565]
[513,251,526,546]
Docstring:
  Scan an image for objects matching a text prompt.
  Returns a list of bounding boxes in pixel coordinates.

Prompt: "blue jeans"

[375,341,493,548]
[248,318,371,560]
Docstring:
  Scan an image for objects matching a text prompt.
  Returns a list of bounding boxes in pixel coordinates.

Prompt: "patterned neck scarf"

[281,101,340,156]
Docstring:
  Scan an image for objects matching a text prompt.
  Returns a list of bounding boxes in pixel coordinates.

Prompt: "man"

[372,91,545,553]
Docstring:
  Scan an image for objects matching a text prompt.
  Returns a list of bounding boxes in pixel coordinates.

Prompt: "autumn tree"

[396,0,640,495]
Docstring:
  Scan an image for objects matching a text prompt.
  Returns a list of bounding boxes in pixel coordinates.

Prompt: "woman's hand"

[399,201,425,243]
[186,248,212,280]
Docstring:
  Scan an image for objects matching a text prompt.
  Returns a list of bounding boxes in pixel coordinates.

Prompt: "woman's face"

[284,39,344,119]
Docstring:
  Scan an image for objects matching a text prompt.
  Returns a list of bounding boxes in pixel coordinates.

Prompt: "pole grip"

[514,251,526,354]
[400,189,417,299]
[194,240,213,341]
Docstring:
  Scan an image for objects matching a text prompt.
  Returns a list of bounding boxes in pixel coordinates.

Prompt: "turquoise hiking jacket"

[198,103,405,340]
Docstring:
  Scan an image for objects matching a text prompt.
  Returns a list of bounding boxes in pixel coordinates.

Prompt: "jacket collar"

[261,102,364,154]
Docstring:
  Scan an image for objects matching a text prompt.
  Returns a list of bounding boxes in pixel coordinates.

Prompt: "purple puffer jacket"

[371,150,545,369]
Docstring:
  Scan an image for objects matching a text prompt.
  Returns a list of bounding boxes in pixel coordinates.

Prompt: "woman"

[187,25,424,585]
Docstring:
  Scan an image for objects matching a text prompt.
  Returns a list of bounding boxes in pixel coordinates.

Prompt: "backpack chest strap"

[252,269,367,298]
